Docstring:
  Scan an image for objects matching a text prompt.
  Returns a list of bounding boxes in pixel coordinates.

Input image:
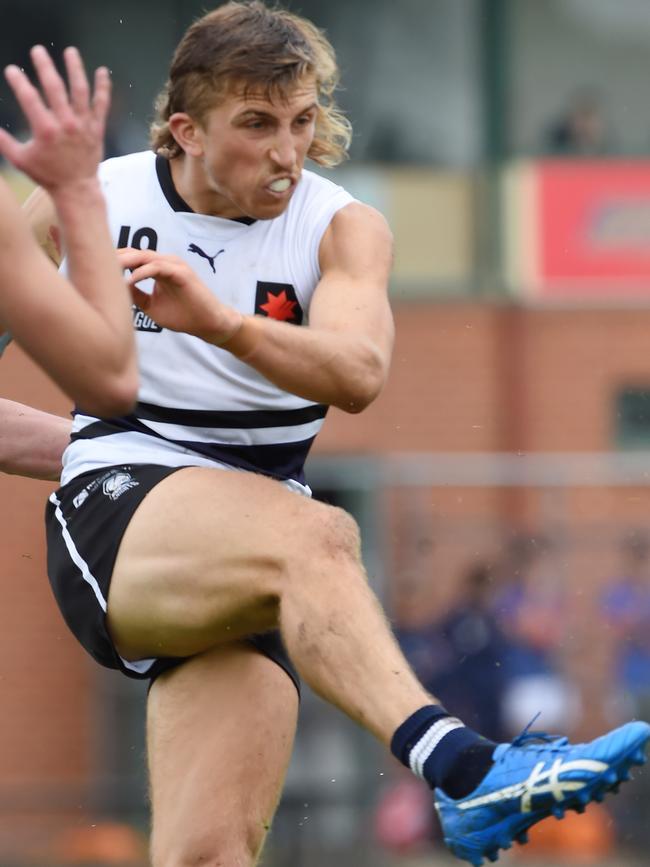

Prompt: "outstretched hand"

[118,248,243,344]
[0,45,110,191]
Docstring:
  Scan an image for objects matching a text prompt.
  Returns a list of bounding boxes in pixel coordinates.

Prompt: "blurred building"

[3,1,650,865]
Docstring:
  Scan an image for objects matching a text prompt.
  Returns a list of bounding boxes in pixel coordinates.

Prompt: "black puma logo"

[188,243,225,274]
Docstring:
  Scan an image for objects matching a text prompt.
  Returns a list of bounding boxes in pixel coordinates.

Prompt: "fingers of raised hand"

[91,66,111,130]
[63,47,91,116]
[5,46,102,140]
[30,45,71,119]
[4,62,53,137]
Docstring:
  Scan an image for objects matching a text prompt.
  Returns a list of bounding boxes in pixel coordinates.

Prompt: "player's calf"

[151,830,261,867]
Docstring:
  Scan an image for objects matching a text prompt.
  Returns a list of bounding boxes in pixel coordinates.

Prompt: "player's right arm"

[0,46,137,418]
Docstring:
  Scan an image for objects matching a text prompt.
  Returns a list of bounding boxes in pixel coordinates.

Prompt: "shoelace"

[502,713,569,760]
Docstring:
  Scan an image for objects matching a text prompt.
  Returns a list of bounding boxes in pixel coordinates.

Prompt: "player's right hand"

[118,248,243,345]
[0,45,110,192]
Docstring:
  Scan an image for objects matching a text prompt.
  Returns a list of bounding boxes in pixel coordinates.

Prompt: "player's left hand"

[0,45,110,191]
[118,247,243,344]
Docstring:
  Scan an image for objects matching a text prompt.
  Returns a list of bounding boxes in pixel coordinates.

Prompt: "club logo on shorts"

[72,489,89,509]
[254,281,303,325]
[102,471,139,501]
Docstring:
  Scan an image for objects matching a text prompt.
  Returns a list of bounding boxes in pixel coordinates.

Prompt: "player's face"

[197,80,319,220]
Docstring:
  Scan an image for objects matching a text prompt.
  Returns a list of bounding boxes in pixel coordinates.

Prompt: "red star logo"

[259,289,298,322]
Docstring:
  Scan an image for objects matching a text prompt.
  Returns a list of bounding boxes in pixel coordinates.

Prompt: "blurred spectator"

[395,561,510,742]
[377,561,511,858]
[543,89,614,157]
[492,533,560,679]
[601,530,650,718]
[491,532,581,733]
[600,530,650,853]
[104,86,147,159]
[373,775,434,856]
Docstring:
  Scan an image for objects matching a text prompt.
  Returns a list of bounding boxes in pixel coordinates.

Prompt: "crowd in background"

[374,528,650,861]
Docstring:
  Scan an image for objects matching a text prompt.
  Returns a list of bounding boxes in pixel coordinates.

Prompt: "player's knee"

[309,503,362,565]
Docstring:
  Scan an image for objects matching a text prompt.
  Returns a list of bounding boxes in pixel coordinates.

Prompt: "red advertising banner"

[507,160,650,300]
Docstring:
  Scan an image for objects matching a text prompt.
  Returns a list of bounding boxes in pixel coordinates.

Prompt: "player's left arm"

[121,202,394,413]
[0,398,70,480]
[227,202,394,411]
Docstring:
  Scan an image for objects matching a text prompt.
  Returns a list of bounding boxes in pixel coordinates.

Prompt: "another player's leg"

[104,467,650,866]
[147,642,298,867]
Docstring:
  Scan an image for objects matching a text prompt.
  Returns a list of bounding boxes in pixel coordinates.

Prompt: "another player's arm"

[121,202,394,413]
[22,185,61,266]
[0,178,135,418]
[0,46,137,416]
[0,398,70,480]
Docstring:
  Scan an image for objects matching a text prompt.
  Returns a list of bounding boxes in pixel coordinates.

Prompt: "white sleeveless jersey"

[61,151,355,488]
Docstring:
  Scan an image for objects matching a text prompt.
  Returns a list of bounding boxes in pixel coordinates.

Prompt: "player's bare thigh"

[148,641,299,867]
[106,465,339,661]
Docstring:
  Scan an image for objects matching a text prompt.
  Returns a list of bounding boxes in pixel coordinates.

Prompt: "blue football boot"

[435,720,650,866]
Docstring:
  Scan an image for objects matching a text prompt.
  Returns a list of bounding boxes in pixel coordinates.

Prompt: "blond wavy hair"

[150,1,351,167]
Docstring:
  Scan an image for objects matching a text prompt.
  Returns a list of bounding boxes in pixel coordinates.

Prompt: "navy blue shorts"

[45,464,299,692]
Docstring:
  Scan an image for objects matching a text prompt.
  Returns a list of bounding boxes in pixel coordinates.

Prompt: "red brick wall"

[316,300,650,555]
[316,301,650,455]
[317,302,508,453]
